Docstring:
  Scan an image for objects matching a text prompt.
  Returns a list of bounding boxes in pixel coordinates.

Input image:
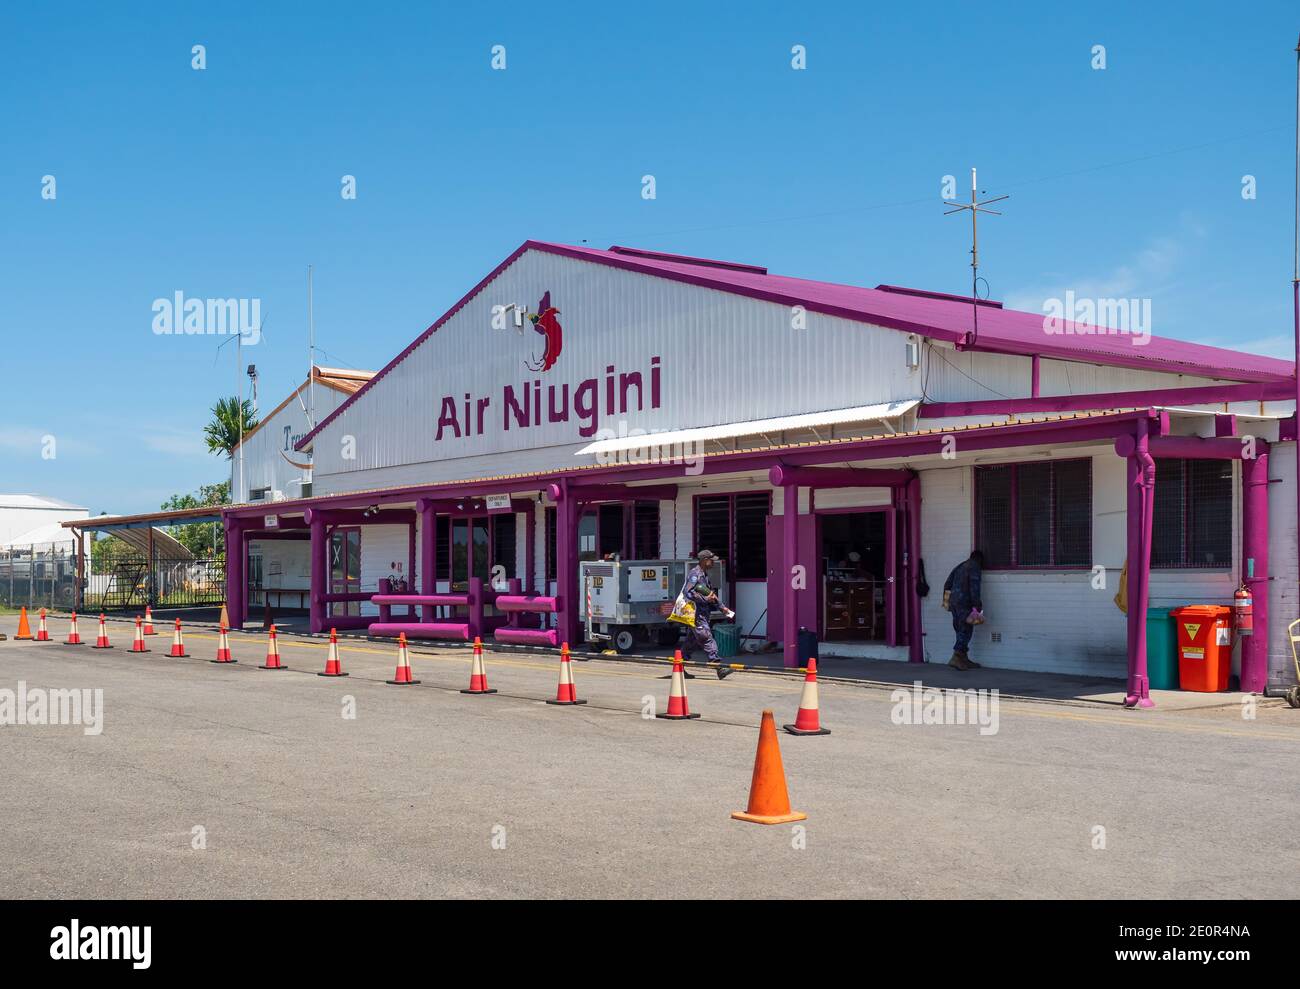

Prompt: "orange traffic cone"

[784,657,830,736]
[210,624,235,663]
[65,611,84,645]
[386,632,420,685]
[143,605,157,636]
[461,636,496,694]
[731,710,808,825]
[656,650,699,720]
[14,606,33,640]
[129,616,150,653]
[169,618,190,658]
[546,641,586,705]
[317,628,347,677]
[218,602,230,630]
[92,614,112,649]
[259,624,286,670]
[34,608,52,642]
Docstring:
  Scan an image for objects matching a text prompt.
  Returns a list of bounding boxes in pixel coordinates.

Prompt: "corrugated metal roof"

[296,240,1294,452]
[574,400,920,455]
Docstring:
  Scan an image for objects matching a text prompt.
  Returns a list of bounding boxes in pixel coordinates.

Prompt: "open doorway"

[818,509,892,642]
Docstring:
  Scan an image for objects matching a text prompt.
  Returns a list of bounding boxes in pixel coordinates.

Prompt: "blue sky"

[1,1,1298,516]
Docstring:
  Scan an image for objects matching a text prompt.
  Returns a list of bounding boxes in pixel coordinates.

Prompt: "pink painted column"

[417,498,437,622]
[553,482,578,647]
[1117,423,1156,708]
[782,482,800,668]
[1240,443,1270,693]
[224,517,247,629]
[307,509,325,634]
[906,474,925,663]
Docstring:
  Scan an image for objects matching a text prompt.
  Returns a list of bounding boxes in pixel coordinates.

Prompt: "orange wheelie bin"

[1170,605,1233,692]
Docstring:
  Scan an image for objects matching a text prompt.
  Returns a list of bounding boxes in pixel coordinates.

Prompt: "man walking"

[680,549,734,679]
[943,550,985,671]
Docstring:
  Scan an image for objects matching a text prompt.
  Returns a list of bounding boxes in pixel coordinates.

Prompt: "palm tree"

[204,397,259,460]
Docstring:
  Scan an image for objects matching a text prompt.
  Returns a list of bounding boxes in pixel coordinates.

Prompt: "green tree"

[204,397,259,461]
[161,481,231,558]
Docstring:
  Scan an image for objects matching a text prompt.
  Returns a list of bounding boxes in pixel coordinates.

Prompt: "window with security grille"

[1152,459,1232,568]
[974,459,1092,568]
[633,501,660,558]
[693,491,771,579]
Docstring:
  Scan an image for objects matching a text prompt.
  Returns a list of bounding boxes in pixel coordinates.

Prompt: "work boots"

[948,651,973,671]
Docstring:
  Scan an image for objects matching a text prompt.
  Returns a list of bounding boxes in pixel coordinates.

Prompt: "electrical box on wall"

[905,336,921,370]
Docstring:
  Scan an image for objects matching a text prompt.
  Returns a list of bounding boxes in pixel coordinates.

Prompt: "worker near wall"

[943,550,985,671]
[680,549,733,680]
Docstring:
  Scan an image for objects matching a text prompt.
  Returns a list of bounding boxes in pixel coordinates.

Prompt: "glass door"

[330,527,361,616]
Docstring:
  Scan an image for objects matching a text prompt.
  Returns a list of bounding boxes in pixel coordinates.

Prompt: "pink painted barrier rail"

[492,579,561,647]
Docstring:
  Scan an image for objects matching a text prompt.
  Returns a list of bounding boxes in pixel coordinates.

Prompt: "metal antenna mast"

[308,264,316,430]
[1292,34,1299,604]
[943,167,1008,348]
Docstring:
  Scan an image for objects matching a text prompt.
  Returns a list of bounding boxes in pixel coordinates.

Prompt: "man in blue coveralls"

[943,550,985,671]
[680,549,733,680]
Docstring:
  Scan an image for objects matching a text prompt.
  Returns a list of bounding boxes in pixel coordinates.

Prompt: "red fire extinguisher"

[1234,584,1253,636]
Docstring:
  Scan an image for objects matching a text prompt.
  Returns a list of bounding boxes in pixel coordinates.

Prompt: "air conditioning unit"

[270,489,287,502]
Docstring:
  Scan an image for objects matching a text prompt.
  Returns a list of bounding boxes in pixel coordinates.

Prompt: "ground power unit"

[579,558,728,653]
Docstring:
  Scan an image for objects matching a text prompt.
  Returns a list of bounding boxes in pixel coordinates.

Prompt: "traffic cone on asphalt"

[386,632,420,685]
[258,624,286,670]
[784,657,831,736]
[317,628,347,677]
[731,710,808,825]
[92,614,112,649]
[143,605,157,635]
[65,612,84,645]
[546,641,585,705]
[34,609,52,642]
[210,624,235,663]
[14,606,33,640]
[129,616,150,653]
[656,650,699,720]
[168,618,190,658]
[460,636,496,695]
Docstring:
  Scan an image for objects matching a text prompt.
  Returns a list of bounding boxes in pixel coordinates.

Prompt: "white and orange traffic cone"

[168,618,190,658]
[259,624,285,670]
[460,636,496,695]
[34,608,51,642]
[546,641,585,705]
[143,605,157,635]
[92,614,112,649]
[129,616,150,653]
[784,657,831,736]
[386,632,420,685]
[317,628,347,677]
[210,624,235,663]
[656,650,700,720]
[65,611,84,645]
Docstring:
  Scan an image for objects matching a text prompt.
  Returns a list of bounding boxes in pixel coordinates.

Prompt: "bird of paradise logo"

[523,290,563,372]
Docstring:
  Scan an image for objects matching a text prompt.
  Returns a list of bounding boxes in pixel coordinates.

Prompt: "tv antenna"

[943,167,1008,348]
